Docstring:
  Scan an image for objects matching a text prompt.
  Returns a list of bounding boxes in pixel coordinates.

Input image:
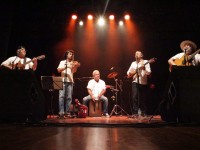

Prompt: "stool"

[89,100,102,117]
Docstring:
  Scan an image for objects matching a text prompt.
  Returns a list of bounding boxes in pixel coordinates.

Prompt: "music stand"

[41,76,64,118]
[41,76,63,90]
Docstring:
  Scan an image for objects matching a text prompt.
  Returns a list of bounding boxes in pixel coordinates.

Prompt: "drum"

[89,100,102,117]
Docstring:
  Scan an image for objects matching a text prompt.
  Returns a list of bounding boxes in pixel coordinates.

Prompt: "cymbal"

[107,72,118,78]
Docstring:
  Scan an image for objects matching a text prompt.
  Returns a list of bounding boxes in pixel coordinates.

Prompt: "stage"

[43,115,164,127]
[1,115,200,150]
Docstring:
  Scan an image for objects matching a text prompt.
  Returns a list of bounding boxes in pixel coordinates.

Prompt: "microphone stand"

[183,48,190,66]
[183,49,187,66]
[129,56,141,119]
[12,56,17,70]
[64,60,75,118]
[136,57,141,118]
[69,61,76,118]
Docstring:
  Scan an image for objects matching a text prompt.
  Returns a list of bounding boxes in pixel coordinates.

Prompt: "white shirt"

[170,52,200,66]
[87,79,106,100]
[127,60,151,85]
[1,56,33,70]
[57,60,74,82]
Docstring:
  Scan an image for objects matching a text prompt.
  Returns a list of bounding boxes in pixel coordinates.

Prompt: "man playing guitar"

[1,46,38,71]
[127,51,152,117]
[168,40,200,71]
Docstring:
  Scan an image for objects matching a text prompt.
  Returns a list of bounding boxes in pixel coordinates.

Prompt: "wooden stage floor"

[1,115,200,150]
[44,115,164,127]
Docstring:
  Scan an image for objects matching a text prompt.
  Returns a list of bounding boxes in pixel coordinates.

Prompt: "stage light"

[97,17,105,26]
[124,14,130,20]
[109,15,115,20]
[87,14,93,20]
[119,21,124,26]
[79,21,84,26]
[72,14,77,20]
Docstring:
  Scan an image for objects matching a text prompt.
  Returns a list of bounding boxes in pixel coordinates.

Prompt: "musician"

[82,70,109,117]
[57,50,80,118]
[168,40,200,67]
[1,46,37,70]
[127,51,151,116]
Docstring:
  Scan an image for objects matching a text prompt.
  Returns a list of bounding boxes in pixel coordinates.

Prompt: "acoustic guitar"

[14,55,45,70]
[169,49,200,71]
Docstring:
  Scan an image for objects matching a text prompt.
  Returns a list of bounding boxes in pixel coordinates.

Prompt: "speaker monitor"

[161,66,200,123]
[0,69,46,122]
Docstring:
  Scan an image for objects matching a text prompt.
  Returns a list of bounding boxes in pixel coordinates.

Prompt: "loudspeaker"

[160,66,200,123]
[0,69,46,122]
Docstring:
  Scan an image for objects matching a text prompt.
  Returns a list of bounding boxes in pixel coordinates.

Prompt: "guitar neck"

[24,55,45,65]
[188,49,200,61]
[24,59,33,65]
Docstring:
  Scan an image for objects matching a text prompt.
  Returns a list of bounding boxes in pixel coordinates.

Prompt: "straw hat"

[180,40,197,51]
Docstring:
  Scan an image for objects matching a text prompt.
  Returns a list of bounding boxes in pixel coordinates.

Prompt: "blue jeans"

[82,95,108,113]
[59,82,73,115]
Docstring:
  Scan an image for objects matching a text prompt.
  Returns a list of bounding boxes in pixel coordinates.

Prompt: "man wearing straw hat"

[168,40,200,68]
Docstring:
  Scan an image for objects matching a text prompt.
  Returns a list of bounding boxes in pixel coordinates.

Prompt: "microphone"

[110,66,114,70]
[184,48,188,52]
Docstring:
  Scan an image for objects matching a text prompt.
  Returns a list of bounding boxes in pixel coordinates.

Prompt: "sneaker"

[102,113,110,117]
[59,112,65,116]
[64,112,72,118]
[58,112,65,118]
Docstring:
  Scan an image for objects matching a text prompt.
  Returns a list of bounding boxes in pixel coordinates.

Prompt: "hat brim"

[180,40,197,51]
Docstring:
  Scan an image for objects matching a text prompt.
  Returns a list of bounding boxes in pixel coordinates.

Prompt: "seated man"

[82,70,109,117]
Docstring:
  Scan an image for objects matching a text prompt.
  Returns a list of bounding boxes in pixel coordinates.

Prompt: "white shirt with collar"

[87,79,106,99]
[1,56,33,69]
[127,60,151,85]
[57,60,74,82]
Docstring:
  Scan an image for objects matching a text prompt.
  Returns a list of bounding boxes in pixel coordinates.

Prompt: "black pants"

[132,82,147,114]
